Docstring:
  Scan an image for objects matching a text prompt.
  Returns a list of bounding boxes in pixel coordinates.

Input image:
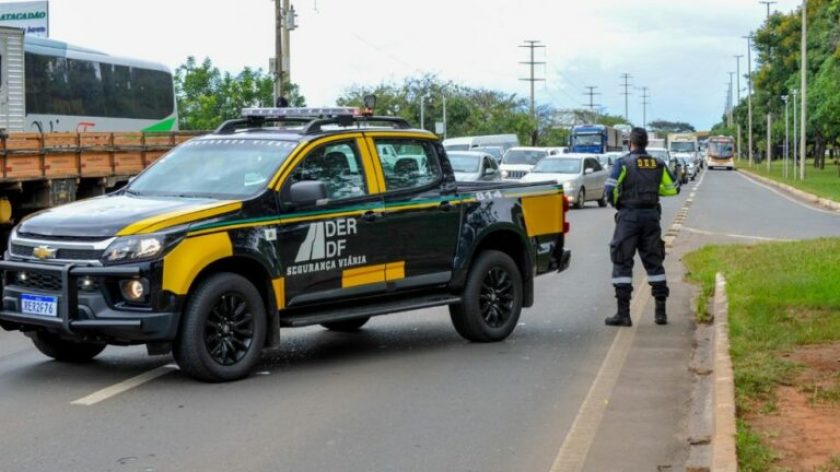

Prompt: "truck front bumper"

[0,260,179,343]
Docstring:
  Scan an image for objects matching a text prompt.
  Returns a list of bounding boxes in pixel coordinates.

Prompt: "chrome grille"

[507,170,529,179]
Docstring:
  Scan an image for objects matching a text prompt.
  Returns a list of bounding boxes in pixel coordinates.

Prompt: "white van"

[443,134,520,153]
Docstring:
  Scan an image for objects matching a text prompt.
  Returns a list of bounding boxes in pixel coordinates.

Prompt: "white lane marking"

[549,280,652,472]
[71,364,178,406]
[681,226,793,242]
[735,171,840,216]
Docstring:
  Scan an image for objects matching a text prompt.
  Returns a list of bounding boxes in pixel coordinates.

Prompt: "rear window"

[503,150,547,165]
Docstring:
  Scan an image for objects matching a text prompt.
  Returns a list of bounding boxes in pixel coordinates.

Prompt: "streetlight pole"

[792,89,799,179]
[743,34,755,166]
[799,0,807,180]
[734,55,744,160]
[420,95,428,130]
[782,95,789,178]
[442,94,448,139]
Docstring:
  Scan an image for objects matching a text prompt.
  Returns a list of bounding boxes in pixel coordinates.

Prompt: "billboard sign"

[0,1,49,37]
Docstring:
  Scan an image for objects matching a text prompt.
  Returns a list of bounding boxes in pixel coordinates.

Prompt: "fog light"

[120,279,148,302]
[80,277,95,291]
[17,272,28,283]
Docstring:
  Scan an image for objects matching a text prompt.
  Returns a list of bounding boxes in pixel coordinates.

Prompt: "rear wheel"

[321,317,370,332]
[173,273,266,382]
[450,250,523,342]
[31,331,106,363]
[575,188,585,209]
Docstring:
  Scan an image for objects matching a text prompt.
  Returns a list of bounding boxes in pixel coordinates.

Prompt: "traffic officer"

[603,128,679,326]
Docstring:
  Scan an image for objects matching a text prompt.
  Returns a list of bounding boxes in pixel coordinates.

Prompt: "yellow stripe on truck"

[272,277,286,310]
[341,261,406,289]
[521,193,564,237]
[163,233,233,295]
[118,201,242,236]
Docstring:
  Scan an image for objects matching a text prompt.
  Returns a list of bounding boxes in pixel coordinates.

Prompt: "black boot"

[655,297,667,325]
[605,290,632,327]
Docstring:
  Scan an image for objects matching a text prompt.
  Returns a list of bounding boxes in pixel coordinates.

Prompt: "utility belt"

[618,202,660,210]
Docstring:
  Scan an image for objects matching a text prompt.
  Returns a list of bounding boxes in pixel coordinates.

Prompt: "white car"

[449,151,502,182]
[521,154,609,209]
[499,147,550,180]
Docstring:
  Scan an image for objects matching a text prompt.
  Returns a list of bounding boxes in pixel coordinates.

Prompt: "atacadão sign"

[0,1,49,38]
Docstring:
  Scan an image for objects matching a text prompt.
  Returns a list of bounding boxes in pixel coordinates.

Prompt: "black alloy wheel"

[205,293,255,366]
[479,267,515,329]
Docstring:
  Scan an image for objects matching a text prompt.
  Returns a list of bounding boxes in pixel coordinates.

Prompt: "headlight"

[102,235,166,264]
[562,181,573,189]
[501,170,509,178]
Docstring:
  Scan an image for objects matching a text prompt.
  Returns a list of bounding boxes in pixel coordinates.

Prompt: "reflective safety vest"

[618,154,665,207]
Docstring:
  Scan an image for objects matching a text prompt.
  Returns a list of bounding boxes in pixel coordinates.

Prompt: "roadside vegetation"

[710,0,840,175]
[743,158,840,201]
[684,238,840,471]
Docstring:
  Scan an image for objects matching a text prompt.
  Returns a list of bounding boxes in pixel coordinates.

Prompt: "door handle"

[439,201,452,212]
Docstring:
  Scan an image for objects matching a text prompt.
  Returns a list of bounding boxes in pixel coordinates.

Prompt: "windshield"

[449,154,481,173]
[445,144,470,152]
[571,133,603,147]
[128,139,296,199]
[503,149,547,165]
[708,141,734,158]
[670,142,696,153]
[532,159,581,174]
[647,150,669,161]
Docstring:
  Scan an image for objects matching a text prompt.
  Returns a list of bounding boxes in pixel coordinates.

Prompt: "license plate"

[21,294,58,317]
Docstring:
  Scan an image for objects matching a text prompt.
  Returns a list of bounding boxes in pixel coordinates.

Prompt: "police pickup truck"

[0,105,571,382]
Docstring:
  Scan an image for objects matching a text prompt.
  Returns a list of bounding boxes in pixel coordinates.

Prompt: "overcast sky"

[33,0,805,130]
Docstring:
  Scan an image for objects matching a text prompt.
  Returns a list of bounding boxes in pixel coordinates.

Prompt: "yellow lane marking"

[71,364,178,406]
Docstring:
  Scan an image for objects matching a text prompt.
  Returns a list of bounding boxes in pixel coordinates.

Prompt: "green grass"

[736,419,781,472]
[684,238,840,469]
[741,158,840,201]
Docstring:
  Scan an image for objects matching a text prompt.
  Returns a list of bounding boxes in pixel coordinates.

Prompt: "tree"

[174,56,306,130]
[648,120,696,133]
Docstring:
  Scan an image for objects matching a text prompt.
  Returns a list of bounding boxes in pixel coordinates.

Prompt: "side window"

[485,157,497,172]
[590,159,603,171]
[374,139,442,192]
[288,140,367,201]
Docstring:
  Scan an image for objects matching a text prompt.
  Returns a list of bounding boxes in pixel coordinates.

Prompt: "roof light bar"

[241,107,360,118]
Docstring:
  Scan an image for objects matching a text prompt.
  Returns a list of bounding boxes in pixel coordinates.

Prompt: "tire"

[321,317,370,332]
[449,250,523,342]
[575,188,585,209]
[597,190,608,207]
[31,331,106,363]
[173,273,267,382]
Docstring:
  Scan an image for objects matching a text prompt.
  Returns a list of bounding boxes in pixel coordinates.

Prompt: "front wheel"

[597,190,608,207]
[450,250,523,342]
[575,188,585,209]
[174,273,267,382]
[31,331,106,362]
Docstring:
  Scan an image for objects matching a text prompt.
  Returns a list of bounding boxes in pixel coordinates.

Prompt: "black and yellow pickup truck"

[0,107,570,381]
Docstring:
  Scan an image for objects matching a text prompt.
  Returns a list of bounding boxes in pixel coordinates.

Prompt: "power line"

[759,0,777,19]
[620,73,633,121]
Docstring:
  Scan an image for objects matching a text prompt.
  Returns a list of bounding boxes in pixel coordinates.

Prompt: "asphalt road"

[1,167,837,472]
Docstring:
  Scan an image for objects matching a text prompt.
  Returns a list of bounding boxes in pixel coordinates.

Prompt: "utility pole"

[792,88,799,179]
[583,86,601,121]
[759,0,777,19]
[420,95,429,130]
[273,0,296,105]
[799,0,807,180]
[638,87,650,129]
[727,72,735,127]
[743,34,755,166]
[734,54,743,160]
[519,40,545,145]
[442,94,447,139]
[782,95,789,178]
[620,73,632,121]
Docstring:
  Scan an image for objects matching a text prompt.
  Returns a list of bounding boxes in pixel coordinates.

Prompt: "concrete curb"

[711,273,738,472]
[740,169,840,212]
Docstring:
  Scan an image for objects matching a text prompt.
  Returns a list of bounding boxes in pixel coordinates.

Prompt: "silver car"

[520,154,609,209]
[449,151,502,182]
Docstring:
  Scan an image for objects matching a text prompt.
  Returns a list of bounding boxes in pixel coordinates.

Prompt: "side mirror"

[289,180,328,205]
[584,168,594,175]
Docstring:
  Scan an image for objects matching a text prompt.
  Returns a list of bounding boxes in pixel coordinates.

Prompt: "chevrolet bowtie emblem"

[32,246,57,260]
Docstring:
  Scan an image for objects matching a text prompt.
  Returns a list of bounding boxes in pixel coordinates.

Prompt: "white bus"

[0,27,177,133]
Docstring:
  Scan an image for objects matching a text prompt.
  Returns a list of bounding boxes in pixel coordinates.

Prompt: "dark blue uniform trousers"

[609,207,669,299]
